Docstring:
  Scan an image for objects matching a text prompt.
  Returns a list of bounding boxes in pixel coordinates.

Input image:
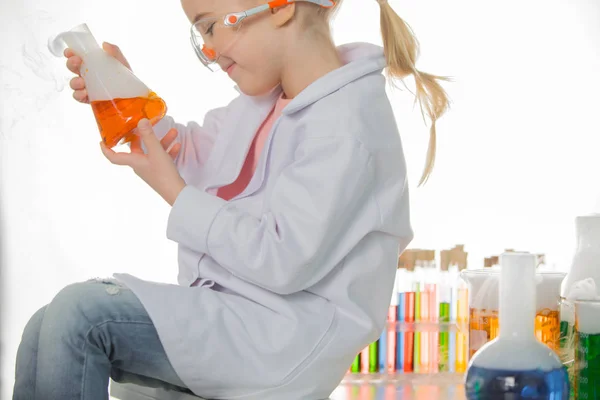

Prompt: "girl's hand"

[65,42,132,104]
[100,119,186,206]
[129,128,182,161]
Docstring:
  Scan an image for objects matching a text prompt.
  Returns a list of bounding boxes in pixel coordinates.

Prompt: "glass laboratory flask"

[48,23,167,148]
[465,252,569,400]
[560,215,600,335]
[574,299,600,400]
[558,214,600,384]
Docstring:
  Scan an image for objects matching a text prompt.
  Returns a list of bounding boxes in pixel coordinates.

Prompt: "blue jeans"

[13,279,193,400]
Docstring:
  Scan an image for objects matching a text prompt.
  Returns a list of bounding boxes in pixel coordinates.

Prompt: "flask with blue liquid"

[465,252,569,399]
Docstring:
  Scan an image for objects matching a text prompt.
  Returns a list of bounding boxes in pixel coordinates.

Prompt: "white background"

[1,0,599,397]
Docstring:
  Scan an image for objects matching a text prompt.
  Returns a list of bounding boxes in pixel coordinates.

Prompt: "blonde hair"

[318,0,451,186]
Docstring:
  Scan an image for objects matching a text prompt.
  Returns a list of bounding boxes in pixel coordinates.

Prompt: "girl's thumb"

[102,42,132,71]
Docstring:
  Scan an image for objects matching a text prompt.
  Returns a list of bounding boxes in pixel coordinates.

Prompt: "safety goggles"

[190,0,335,72]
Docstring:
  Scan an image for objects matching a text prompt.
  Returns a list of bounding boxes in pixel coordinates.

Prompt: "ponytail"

[377,0,450,186]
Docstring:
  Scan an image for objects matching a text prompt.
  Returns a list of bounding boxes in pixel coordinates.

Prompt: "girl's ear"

[270,3,296,27]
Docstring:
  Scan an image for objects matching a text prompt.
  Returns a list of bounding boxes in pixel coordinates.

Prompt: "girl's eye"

[205,23,215,35]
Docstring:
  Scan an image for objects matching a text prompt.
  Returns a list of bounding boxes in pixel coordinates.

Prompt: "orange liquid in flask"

[535,309,560,351]
[91,91,167,148]
[468,308,560,358]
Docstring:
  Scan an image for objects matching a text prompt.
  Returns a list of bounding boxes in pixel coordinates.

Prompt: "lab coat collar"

[233,42,386,114]
[210,43,385,193]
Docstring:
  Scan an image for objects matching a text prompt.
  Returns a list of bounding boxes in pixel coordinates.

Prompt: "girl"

[14,0,449,399]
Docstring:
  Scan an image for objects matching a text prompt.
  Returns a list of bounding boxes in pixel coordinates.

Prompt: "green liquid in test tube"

[414,282,421,373]
[369,340,379,373]
[439,301,451,372]
[351,353,360,373]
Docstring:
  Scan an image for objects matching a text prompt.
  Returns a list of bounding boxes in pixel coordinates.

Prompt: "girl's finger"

[102,42,132,71]
[168,143,182,160]
[73,89,89,103]
[160,128,178,151]
[69,76,85,90]
[66,56,83,75]
[137,119,162,154]
[130,136,144,154]
[100,142,140,167]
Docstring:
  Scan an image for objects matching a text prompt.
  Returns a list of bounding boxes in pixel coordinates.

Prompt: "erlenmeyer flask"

[559,214,600,368]
[48,23,167,148]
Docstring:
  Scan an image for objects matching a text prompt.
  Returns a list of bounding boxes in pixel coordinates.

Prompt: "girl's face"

[182,0,289,96]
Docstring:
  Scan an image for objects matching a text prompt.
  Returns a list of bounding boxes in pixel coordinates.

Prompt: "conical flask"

[464,252,569,399]
[558,214,600,371]
[48,23,167,148]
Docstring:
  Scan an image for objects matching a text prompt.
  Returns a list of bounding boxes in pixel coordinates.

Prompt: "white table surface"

[110,373,466,400]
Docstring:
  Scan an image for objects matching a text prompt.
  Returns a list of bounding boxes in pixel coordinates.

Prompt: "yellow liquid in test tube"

[456,287,469,373]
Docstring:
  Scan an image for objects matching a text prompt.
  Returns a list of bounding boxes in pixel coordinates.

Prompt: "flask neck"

[578,234,600,250]
[59,25,101,57]
[576,216,600,250]
[498,258,536,340]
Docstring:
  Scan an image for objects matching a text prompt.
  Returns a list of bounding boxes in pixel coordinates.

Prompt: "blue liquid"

[378,324,387,372]
[465,365,569,399]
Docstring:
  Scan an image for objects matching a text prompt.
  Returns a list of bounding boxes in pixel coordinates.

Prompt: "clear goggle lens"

[189,1,336,71]
[190,15,244,72]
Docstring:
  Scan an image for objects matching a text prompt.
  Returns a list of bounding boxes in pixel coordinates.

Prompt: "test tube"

[438,286,451,372]
[413,252,424,373]
[378,323,387,373]
[360,346,370,373]
[438,250,451,373]
[369,340,379,373]
[387,287,398,373]
[379,272,399,373]
[396,266,406,372]
[397,293,405,372]
[449,260,459,322]
[455,248,469,373]
[418,252,432,373]
[399,250,417,373]
[427,250,439,374]
[351,353,360,373]
[404,282,416,373]
[447,254,460,373]
[456,279,469,373]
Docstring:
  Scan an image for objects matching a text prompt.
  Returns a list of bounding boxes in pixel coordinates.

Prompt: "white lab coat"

[114,42,413,400]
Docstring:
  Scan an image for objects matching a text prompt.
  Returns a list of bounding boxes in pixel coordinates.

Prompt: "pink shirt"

[192,94,292,288]
[217,94,292,201]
